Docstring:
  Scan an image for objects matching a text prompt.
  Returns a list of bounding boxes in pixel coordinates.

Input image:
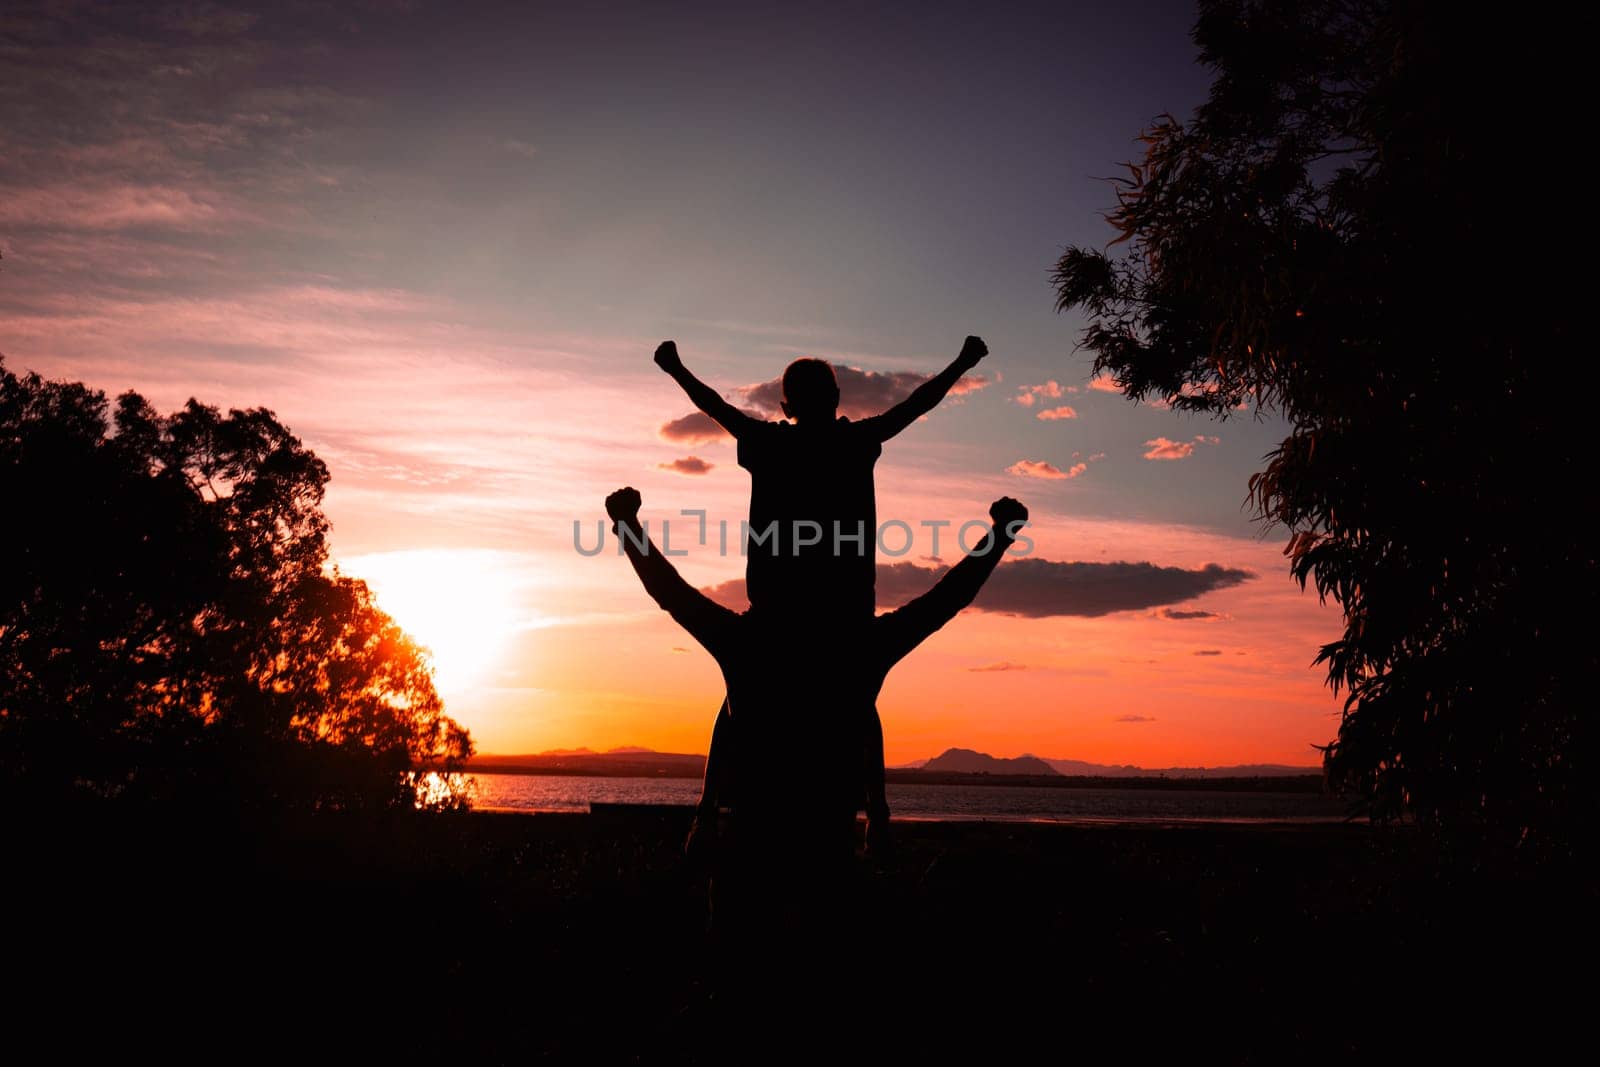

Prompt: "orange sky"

[0,0,1345,767]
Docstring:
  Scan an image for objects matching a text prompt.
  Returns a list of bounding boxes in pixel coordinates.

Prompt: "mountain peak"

[922,748,1059,776]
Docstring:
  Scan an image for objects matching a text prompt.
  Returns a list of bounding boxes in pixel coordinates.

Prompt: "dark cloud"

[967,662,1029,672]
[881,559,1255,618]
[658,455,713,476]
[1193,649,1223,656]
[739,364,990,420]
[702,559,1255,617]
[663,363,990,440]
[1115,714,1156,723]
[1158,608,1222,620]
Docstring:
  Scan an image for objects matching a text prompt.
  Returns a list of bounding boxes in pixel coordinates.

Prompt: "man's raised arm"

[654,340,762,439]
[606,486,738,657]
[863,335,988,442]
[878,496,1027,664]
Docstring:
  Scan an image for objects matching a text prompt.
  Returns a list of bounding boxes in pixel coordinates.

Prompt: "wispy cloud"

[0,184,244,231]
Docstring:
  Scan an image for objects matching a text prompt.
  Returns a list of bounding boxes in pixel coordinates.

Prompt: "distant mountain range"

[915,747,1317,778]
[472,745,1316,780]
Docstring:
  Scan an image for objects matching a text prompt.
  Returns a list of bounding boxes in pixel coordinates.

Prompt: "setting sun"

[343,549,530,694]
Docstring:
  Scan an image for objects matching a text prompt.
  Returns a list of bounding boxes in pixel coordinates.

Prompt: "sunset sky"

[0,0,1344,766]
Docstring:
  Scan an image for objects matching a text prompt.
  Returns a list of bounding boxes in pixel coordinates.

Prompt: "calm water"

[471,773,1350,824]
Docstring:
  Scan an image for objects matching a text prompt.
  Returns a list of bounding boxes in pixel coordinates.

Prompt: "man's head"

[780,358,840,424]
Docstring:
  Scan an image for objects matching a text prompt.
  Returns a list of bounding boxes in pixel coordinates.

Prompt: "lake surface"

[471,773,1351,824]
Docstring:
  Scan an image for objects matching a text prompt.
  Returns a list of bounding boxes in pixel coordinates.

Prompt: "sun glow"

[341,549,530,694]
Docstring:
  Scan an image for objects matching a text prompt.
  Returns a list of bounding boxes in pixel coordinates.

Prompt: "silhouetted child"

[655,335,989,855]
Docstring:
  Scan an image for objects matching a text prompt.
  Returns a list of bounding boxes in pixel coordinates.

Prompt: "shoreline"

[465,764,1327,793]
[468,802,1359,828]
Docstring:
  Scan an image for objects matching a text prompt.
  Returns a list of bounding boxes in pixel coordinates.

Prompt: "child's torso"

[737,418,880,617]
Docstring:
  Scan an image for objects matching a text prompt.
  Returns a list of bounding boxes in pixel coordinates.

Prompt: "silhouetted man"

[604,487,1027,876]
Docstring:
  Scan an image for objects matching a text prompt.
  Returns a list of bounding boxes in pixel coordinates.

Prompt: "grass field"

[6,807,1589,1062]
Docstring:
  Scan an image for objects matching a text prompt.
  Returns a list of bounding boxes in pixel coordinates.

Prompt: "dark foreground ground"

[5,807,1593,1063]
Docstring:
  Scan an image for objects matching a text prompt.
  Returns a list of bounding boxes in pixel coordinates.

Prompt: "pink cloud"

[659,412,732,444]
[1143,437,1194,461]
[1014,380,1075,407]
[1088,375,1122,393]
[1036,405,1077,421]
[1007,459,1086,480]
[658,456,714,476]
[1143,435,1219,461]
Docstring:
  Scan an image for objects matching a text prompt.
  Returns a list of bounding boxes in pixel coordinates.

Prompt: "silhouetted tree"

[1053,1,1587,852]
[0,357,472,810]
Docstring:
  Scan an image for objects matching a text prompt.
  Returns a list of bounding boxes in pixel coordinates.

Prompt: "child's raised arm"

[654,340,762,439]
[864,335,988,442]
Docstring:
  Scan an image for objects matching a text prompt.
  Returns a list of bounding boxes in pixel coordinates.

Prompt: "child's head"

[780,358,840,423]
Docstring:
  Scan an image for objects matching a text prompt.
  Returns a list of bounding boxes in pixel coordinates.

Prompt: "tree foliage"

[1053,0,1587,849]
[0,357,472,810]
